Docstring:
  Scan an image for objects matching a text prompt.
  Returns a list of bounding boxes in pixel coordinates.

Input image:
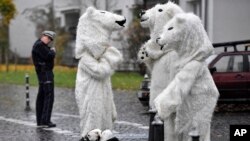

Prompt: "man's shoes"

[37,122,56,128]
[47,122,56,128]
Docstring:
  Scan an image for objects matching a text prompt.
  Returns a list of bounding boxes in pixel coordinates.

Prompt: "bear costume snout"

[115,18,126,27]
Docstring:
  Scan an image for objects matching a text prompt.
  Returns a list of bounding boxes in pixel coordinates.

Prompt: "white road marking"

[54,112,79,118]
[0,116,37,127]
[115,121,149,130]
[53,112,149,130]
[116,133,148,139]
[0,116,79,137]
[0,115,148,139]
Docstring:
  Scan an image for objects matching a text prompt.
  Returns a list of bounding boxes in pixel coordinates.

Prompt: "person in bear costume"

[155,13,219,141]
[74,7,126,139]
[137,2,184,140]
[138,0,184,111]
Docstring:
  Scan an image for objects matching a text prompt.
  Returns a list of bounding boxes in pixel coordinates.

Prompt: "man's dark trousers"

[36,71,54,125]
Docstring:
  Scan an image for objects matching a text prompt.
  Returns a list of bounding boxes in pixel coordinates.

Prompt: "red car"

[208,40,250,103]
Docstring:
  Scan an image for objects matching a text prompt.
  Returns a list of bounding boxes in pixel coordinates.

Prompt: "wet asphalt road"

[0,84,250,141]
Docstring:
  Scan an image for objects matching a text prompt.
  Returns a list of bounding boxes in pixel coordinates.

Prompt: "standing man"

[32,31,56,128]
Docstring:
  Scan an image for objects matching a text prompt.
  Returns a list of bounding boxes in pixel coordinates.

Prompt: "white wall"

[179,0,250,43]
[212,0,250,43]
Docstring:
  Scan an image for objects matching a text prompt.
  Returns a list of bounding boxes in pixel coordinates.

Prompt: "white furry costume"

[137,1,184,109]
[137,3,184,140]
[75,7,125,137]
[155,13,219,141]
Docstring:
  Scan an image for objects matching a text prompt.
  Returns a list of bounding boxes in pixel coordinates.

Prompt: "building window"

[63,10,80,38]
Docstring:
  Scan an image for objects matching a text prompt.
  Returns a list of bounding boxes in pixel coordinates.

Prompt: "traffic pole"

[25,73,31,111]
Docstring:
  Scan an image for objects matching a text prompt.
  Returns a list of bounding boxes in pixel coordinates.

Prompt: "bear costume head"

[137,1,184,62]
[75,7,126,59]
[140,1,184,40]
[157,13,214,67]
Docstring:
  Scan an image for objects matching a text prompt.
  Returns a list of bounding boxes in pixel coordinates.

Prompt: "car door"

[210,54,247,100]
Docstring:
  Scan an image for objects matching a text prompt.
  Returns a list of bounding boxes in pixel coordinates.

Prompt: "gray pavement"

[0,84,250,141]
[0,84,149,141]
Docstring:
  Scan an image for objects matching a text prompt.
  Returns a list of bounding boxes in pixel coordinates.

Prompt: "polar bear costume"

[75,7,126,137]
[137,1,184,109]
[155,13,219,141]
[137,2,184,141]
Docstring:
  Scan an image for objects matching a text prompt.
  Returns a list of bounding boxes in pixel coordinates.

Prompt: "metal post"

[152,112,164,141]
[148,108,164,141]
[148,108,156,141]
[25,73,31,111]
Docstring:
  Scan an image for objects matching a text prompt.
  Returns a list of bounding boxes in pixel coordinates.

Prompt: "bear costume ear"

[86,7,96,16]
[176,14,186,24]
[166,1,184,18]
[165,2,175,18]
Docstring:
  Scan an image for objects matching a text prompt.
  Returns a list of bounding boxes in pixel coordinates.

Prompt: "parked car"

[137,40,250,106]
[208,40,250,103]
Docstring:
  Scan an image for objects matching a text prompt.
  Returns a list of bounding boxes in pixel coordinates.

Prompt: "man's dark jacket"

[32,39,55,83]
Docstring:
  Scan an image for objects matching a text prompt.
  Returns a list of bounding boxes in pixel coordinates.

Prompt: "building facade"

[179,0,250,43]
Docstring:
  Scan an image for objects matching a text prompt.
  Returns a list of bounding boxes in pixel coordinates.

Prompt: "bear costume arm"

[75,37,106,60]
[145,40,164,60]
[137,40,165,71]
[102,46,123,69]
[154,60,202,119]
[79,52,114,80]
[137,47,153,71]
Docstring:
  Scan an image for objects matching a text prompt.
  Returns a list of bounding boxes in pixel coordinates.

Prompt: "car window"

[213,55,243,72]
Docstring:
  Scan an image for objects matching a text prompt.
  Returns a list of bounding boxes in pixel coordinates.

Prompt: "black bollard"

[153,124,164,141]
[25,73,31,111]
[192,136,200,141]
[152,113,164,141]
[148,109,164,141]
[148,109,156,141]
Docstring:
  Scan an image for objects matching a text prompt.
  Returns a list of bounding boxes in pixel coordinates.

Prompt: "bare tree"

[22,2,69,64]
[22,3,54,38]
[123,5,149,73]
